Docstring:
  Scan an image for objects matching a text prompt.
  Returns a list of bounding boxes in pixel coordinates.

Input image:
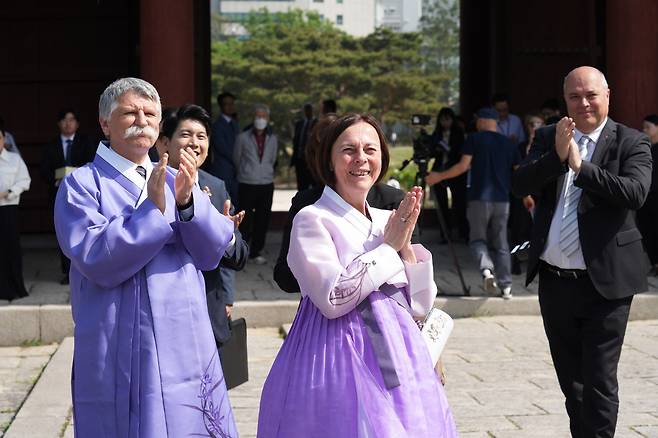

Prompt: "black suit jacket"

[512,119,652,299]
[290,117,317,167]
[41,134,95,198]
[430,126,465,171]
[273,183,411,293]
[198,169,249,344]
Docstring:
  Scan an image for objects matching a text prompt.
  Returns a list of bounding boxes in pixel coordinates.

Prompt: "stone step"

[4,338,73,438]
[2,293,658,346]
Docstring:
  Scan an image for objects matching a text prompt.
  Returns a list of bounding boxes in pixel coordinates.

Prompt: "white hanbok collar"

[96,141,153,205]
[321,185,375,238]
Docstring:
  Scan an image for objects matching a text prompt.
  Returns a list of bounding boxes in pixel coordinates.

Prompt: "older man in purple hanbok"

[54,78,238,437]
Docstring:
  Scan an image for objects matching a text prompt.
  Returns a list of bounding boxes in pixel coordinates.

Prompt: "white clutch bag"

[420,308,454,366]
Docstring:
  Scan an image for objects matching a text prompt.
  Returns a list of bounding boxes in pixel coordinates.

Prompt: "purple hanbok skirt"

[257,291,458,437]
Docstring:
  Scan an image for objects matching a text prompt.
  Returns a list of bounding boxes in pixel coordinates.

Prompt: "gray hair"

[563,66,609,92]
[99,77,161,120]
[253,103,270,115]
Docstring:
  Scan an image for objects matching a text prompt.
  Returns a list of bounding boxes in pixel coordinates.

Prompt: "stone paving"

[3,318,658,436]
[2,190,658,436]
[232,317,658,437]
[444,316,658,437]
[0,343,57,437]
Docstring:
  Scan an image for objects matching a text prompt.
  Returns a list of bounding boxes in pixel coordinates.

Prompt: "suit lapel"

[555,173,566,200]
[590,119,617,166]
[54,138,65,164]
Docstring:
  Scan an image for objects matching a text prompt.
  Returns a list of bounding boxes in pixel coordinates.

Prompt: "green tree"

[211,9,454,138]
[419,0,460,105]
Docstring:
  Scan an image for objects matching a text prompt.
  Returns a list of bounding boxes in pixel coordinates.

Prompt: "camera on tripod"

[401,114,437,177]
[401,114,472,296]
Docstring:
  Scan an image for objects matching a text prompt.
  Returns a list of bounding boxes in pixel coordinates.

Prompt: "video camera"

[400,114,437,177]
[410,114,437,164]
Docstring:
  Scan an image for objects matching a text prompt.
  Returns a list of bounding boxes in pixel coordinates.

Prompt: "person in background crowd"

[512,66,652,437]
[493,93,527,145]
[320,98,337,116]
[0,117,20,154]
[0,126,31,301]
[209,91,240,202]
[427,107,522,299]
[41,109,95,285]
[430,107,467,243]
[540,98,562,125]
[157,103,248,349]
[54,78,238,437]
[291,103,317,191]
[234,103,278,265]
[510,112,544,274]
[258,113,457,437]
[639,114,658,274]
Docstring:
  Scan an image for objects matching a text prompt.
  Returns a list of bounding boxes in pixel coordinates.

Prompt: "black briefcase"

[219,318,249,390]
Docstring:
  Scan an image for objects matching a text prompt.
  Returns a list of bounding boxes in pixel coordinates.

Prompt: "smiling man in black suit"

[157,104,248,348]
[513,66,652,438]
[512,67,652,437]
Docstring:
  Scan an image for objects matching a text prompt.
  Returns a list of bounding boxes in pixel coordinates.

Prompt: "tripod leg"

[416,175,471,296]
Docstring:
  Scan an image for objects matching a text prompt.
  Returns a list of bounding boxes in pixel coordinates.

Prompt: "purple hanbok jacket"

[54,151,238,437]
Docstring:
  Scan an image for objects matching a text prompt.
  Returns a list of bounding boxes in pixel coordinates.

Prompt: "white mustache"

[123,125,158,140]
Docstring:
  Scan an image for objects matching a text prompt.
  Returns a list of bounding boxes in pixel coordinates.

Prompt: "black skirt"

[0,205,29,301]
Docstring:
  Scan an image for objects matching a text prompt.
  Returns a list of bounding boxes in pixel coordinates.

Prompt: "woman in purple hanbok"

[257,114,457,437]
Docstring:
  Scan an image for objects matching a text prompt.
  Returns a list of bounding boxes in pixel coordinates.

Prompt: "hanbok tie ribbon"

[357,283,411,390]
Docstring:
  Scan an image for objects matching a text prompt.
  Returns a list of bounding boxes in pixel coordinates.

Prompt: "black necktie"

[135,166,147,180]
[65,139,73,165]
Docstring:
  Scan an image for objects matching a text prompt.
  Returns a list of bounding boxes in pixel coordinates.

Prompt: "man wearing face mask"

[233,103,278,264]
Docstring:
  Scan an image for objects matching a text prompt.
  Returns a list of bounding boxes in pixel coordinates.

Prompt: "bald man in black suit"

[513,66,652,437]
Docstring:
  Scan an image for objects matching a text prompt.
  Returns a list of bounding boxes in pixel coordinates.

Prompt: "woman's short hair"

[161,104,211,140]
[311,113,389,187]
[524,111,544,125]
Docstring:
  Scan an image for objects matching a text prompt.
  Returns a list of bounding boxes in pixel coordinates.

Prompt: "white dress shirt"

[95,142,153,206]
[497,113,527,144]
[541,118,608,269]
[0,148,31,206]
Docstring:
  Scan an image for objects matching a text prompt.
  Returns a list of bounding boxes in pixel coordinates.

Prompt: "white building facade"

[213,0,422,37]
[376,0,422,33]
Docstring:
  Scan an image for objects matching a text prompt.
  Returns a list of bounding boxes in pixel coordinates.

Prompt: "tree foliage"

[211,8,457,140]
[419,0,460,105]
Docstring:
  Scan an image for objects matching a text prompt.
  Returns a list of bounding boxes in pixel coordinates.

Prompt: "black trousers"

[432,177,469,241]
[432,184,450,240]
[0,205,28,300]
[447,174,468,240]
[538,264,633,438]
[237,183,274,257]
